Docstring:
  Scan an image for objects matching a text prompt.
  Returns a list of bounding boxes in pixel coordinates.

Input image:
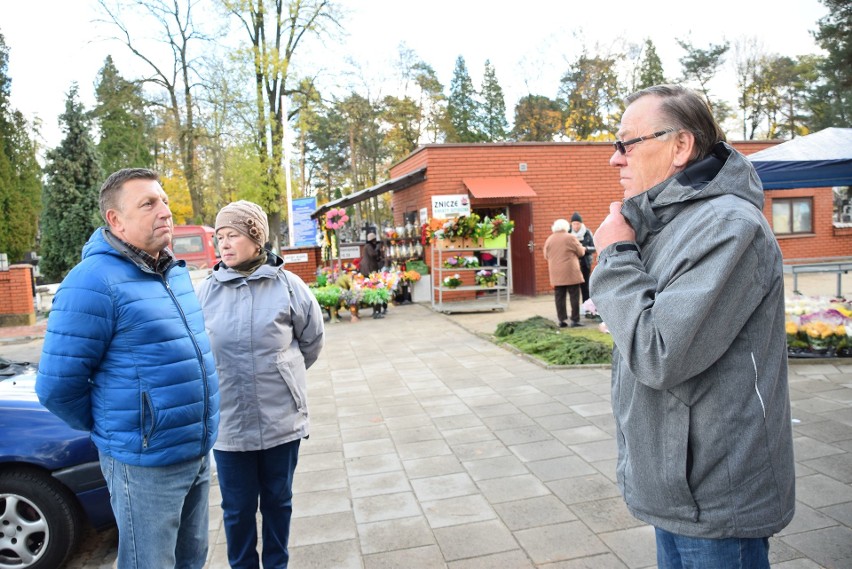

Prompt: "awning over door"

[462,177,537,198]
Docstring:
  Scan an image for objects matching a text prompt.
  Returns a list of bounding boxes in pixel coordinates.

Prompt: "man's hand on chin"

[593,201,637,252]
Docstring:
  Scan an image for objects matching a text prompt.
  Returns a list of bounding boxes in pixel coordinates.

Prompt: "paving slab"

[6,295,852,569]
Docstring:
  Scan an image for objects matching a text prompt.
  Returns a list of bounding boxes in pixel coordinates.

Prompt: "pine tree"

[41,85,102,282]
[0,30,41,263]
[480,60,508,141]
[637,40,666,90]
[92,56,153,174]
[446,56,483,142]
[807,0,852,129]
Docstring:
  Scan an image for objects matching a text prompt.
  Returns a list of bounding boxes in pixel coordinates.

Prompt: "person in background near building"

[197,200,324,569]
[360,231,387,318]
[543,218,586,328]
[590,84,794,568]
[569,211,595,305]
[36,168,219,569]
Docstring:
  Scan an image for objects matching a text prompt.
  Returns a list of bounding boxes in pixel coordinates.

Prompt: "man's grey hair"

[99,168,160,223]
[625,84,726,163]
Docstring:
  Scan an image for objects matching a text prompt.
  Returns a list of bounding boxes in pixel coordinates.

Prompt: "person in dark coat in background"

[359,232,387,318]
[359,232,383,276]
[543,218,586,327]
[569,212,595,304]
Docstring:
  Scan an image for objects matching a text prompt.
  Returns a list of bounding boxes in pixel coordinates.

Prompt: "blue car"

[0,359,114,569]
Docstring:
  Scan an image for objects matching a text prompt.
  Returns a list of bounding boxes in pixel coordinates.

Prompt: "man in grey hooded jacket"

[590,85,794,568]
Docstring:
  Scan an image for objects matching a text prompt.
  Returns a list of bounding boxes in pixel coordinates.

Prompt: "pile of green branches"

[494,316,612,366]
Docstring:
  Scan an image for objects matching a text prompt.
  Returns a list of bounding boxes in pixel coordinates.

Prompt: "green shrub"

[494,316,612,365]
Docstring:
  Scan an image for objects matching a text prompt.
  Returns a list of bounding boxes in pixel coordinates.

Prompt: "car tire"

[0,468,82,569]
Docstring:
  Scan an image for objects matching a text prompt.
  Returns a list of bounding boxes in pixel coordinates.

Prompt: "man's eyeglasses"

[613,129,676,155]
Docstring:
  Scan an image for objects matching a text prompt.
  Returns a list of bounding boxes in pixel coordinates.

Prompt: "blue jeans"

[99,453,210,569]
[214,439,301,569]
[655,528,770,569]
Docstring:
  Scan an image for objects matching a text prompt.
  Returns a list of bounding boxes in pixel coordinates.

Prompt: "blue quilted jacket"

[36,228,220,467]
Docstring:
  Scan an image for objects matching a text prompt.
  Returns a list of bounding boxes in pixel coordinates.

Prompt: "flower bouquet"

[443,274,463,288]
[802,320,843,354]
[474,269,503,287]
[443,255,480,269]
[402,270,421,282]
[362,286,390,306]
[340,288,363,308]
[481,213,515,248]
[786,296,852,356]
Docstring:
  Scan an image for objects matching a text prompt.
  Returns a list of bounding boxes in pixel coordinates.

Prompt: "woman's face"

[216,226,258,267]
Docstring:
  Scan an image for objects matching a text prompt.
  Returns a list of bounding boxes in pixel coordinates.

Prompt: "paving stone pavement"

[4,286,852,568]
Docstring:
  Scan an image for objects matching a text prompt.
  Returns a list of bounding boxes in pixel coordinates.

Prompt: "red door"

[509,203,536,296]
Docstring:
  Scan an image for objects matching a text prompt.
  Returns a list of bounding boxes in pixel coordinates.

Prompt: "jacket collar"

[620,142,764,244]
[211,251,283,283]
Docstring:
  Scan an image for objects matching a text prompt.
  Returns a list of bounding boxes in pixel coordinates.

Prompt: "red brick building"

[386,141,852,297]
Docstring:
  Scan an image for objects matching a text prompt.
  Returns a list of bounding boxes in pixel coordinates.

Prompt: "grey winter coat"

[196,254,324,451]
[590,143,795,539]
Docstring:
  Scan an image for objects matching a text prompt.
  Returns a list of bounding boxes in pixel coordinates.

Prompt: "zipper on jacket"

[751,352,766,419]
[161,270,211,453]
[141,392,156,449]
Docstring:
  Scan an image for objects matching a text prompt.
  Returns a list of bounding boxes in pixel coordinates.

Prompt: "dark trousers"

[555,284,581,324]
[214,439,301,569]
[579,262,591,303]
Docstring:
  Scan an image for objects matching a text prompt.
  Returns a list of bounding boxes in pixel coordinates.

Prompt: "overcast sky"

[1,0,830,150]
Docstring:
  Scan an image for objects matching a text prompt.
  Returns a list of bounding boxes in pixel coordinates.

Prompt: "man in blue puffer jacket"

[36,168,220,569]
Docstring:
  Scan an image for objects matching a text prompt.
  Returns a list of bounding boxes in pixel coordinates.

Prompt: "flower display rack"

[431,243,509,314]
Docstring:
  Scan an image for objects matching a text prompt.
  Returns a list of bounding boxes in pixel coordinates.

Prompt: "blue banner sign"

[292,197,319,247]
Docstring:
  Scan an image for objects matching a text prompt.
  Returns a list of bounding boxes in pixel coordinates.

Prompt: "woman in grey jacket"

[196,200,324,569]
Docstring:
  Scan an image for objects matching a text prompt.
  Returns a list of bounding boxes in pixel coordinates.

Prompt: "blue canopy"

[748,127,852,189]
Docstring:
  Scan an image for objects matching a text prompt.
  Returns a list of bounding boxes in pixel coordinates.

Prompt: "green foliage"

[807,0,852,128]
[495,316,612,366]
[512,95,562,141]
[637,40,666,90]
[92,56,153,174]
[479,60,508,141]
[0,31,41,262]
[382,95,421,161]
[362,286,390,305]
[558,52,622,139]
[311,285,342,308]
[677,39,730,113]
[305,103,348,201]
[446,56,484,142]
[40,85,102,282]
[338,93,388,191]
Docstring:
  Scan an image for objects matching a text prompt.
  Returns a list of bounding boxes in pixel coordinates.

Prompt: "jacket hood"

[81,228,121,260]
[621,142,764,244]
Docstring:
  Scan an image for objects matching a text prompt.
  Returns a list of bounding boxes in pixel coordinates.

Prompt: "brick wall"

[281,246,322,284]
[0,265,35,326]
[390,140,850,296]
[766,188,852,263]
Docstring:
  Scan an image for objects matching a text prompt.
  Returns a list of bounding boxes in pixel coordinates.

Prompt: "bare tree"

[224,0,340,250]
[98,0,211,222]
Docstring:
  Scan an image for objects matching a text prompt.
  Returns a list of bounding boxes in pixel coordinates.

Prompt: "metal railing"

[786,262,852,297]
